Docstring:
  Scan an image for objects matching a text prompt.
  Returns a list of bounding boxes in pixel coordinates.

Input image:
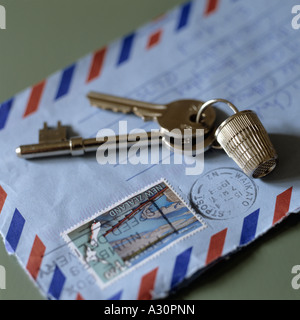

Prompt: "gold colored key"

[87,91,217,152]
[16,122,162,159]
[16,93,278,180]
[16,93,218,159]
[196,99,278,178]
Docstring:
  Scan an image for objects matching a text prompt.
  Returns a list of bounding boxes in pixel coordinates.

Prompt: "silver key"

[16,122,162,159]
[87,91,217,151]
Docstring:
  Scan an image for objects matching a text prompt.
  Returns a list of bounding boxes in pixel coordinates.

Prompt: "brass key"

[16,94,217,159]
[16,93,218,159]
[16,93,278,179]
[16,122,162,159]
[87,91,217,152]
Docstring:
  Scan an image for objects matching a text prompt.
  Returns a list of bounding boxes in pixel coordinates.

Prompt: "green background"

[0,0,300,300]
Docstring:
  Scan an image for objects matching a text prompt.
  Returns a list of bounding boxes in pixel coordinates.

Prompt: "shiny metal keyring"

[197,99,278,178]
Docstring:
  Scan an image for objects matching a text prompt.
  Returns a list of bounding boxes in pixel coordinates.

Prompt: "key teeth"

[121,108,132,114]
[93,104,132,114]
[112,107,130,113]
[141,116,153,122]
[39,122,68,143]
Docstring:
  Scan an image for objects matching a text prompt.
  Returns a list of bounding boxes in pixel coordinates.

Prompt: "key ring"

[196,98,239,124]
[196,98,278,178]
[196,99,240,150]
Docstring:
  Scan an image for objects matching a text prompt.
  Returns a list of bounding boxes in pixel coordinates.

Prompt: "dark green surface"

[0,0,300,300]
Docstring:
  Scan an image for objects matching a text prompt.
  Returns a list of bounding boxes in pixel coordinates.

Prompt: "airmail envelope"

[0,0,299,300]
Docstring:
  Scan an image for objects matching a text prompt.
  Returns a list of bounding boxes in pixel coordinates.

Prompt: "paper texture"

[0,0,299,300]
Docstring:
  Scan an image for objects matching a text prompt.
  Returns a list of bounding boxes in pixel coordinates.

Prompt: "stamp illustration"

[190,168,257,220]
[63,180,206,287]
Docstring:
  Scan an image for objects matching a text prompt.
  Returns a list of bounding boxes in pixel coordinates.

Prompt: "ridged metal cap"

[197,99,278,178]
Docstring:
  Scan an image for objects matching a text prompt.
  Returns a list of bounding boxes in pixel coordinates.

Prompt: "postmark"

[62,180,206,288]
[190,167,257,220]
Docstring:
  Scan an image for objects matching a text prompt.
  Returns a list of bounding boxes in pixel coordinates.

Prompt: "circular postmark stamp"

[190,167,257,220]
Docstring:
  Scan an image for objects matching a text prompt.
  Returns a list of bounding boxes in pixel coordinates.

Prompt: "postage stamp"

[62,180,206,288]
[190,167,257,220]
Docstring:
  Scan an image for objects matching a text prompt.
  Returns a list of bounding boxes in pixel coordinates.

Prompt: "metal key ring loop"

[196,98,239,124]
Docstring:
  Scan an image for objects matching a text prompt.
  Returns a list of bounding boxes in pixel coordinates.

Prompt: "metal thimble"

[197,99,278,178]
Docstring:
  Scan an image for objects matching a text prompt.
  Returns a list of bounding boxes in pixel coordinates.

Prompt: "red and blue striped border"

[23,81,46,118]
[26,235,46,280]
[205,0,219,16]
[55,64,76,100]
[0,98,13,130]
[171,247,193,290]
[0,186,7,214]
[176,2,193,30]
[47,265,66,300]
[147,29,163,50]
[0,0,220,127]
[0,182,295,299]
[5,209,25,253]
[86,47,107,83]
[1,0,295,300]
